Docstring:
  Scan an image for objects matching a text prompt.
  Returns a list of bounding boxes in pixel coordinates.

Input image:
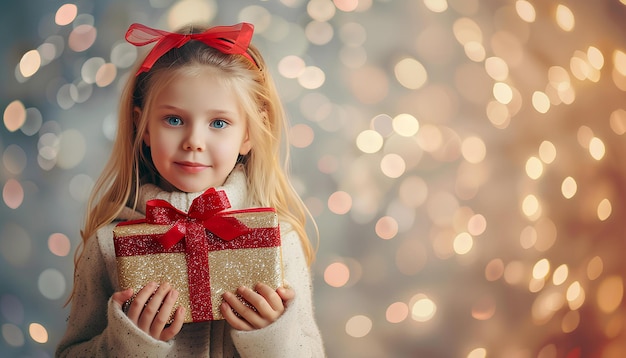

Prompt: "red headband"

[125,22,256,76]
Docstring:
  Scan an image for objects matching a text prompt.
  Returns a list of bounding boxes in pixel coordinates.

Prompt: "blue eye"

[165,116,183,126]
[211,119,228,129]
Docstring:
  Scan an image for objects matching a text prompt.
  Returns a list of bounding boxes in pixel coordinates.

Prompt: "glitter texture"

[113,207,282,322]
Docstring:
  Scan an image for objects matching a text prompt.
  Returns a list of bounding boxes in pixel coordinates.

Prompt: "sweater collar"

[118,165,248,221]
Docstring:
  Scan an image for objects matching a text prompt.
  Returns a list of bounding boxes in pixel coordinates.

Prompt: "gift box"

[113,188,283,322]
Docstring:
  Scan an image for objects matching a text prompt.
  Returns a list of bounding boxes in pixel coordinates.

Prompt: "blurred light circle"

[69,174,94,203]
[37,43,56,66]
[468,347,488,358]
[3,144,27,175]
[73,13,95,27]
[48,233,71,257]
[0,295,24,325]
[394,58,427,90]
[380,153,405,178]
[375,216,398,240]
[461,136,486,164]
[305,21,334,45]
[298,66,326,89]
[19,50,41,78]
[103,114,118,141]
[69,80,93,103]
[289,124,315,148]
[3,100,26,132]
[392,113,419,137]
[167,0,216,29]
[111,42,137,69]
[371,113,394,136]
[307,0,336,22]
[55,3,78,26]
[81,57,105,84]
[68,24,97,52]
[356,130,383,154]
[3,179,24,209]
[29,323,48,344]
[385,302,409,323]
[339,22,366,47]
[44,35,65,62]
[96,63,117,87]
[471,295,496,320]
[21,107,43,136]
[333,0,359,12]
[345,315,372,338]
[324,262,350,287]
[56,83,75,110]
[410,294,436,322]
[263,16,293,43]
[2,323,24,347]
[38,132,60,160]
[278,55,306,79]
[424,0,448,13]
[38,269,66,300]
[56,129,86,169]
[328,191,352,214]
[239,5,272,32]
[453,232,473,255]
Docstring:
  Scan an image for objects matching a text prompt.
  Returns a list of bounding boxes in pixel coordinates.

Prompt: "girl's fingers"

[222,285,286,330]
[149,288,179,338]
[220,299,253,331]
[254,283,284,311]
[161,306,186,341]
[276,285,295,303]
[137,282,171,331]
[111,288,133,308]
[126,282,158,323]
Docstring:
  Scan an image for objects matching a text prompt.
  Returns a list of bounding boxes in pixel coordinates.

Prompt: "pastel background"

[1,0,626,357]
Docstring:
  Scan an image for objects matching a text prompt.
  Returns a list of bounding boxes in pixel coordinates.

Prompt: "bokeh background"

[2,0,626,357]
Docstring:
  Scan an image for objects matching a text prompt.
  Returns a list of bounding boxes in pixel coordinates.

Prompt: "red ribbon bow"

[145,188,250,250]
[125,22,255,76]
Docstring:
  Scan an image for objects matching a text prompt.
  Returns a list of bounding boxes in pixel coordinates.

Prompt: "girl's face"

[141,69,252,193]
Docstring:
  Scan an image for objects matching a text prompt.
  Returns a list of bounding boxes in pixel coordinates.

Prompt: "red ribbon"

[145,188,250,250]
[125,22,256,76]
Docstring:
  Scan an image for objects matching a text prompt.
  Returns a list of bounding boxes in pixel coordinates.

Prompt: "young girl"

[56,22,325,357]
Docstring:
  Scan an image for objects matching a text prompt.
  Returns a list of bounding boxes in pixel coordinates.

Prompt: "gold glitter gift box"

[113,188,283,322]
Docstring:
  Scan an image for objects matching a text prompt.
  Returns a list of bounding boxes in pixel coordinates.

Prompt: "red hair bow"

[125,22,256,76]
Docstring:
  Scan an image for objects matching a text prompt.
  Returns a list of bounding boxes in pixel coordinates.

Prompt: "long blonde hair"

[69,24,317,303]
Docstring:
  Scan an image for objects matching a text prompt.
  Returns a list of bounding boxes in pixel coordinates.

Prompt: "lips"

[175,161,209,173]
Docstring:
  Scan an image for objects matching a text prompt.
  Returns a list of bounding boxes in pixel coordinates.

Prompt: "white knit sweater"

[56,167,325,357]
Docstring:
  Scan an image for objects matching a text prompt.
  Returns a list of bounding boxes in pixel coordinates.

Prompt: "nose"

[183,127,205,151]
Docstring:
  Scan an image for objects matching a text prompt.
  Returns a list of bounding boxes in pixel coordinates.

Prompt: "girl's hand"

[111,282,185,341]
[220,283,295,331]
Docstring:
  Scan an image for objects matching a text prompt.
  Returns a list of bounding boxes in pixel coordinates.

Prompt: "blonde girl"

[56,22,324,357]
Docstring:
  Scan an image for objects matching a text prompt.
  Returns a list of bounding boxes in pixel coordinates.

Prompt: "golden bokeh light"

[19,50,41,78]
[28,323,48,344]
[555,4,575,31]
[394,58,428,90]
[515,0,536,23]
[324,262,350,288]
[55,3,78,26]
[345,315,372,338]
[410,294,436,322]
[385,302,409,323]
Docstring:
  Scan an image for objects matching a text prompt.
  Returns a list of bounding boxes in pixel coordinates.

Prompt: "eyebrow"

[156,104,238,116]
